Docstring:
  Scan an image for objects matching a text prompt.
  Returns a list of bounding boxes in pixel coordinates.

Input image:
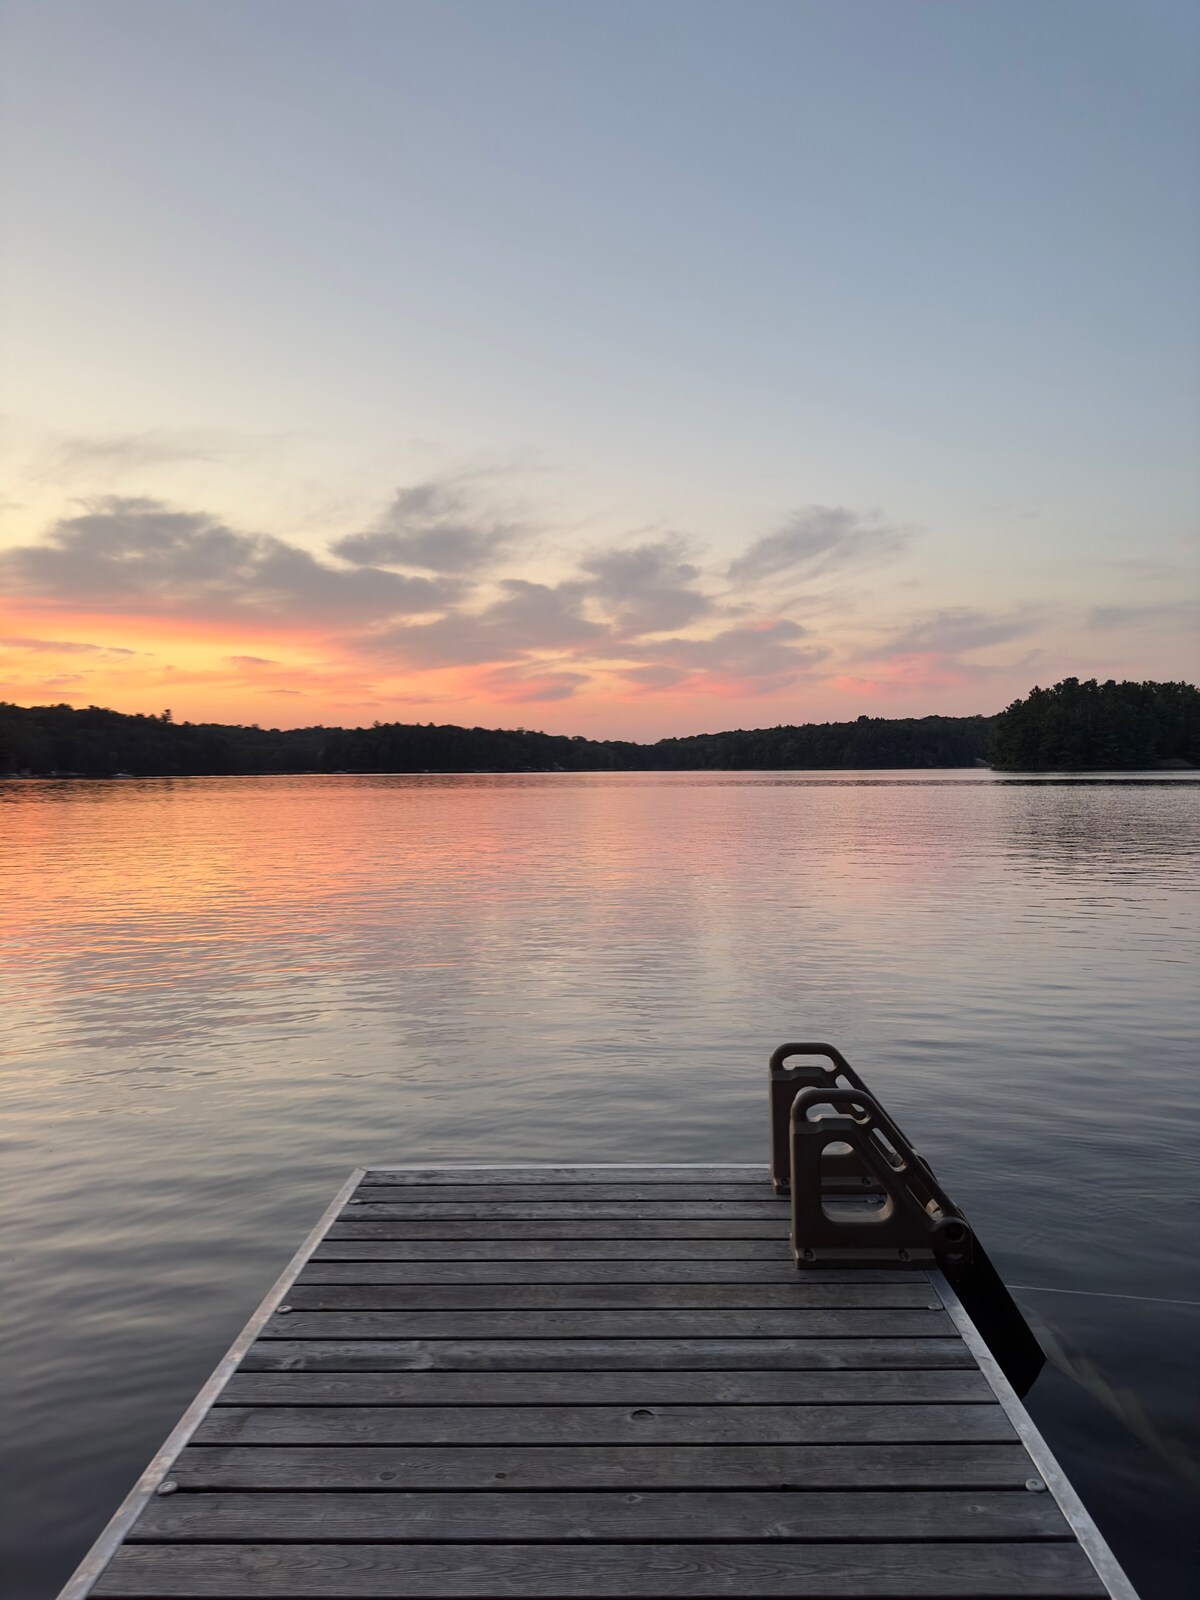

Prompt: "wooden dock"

[63,1164,1135,1598]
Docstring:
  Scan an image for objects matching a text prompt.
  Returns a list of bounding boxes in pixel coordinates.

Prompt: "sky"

[1,0,1197,740]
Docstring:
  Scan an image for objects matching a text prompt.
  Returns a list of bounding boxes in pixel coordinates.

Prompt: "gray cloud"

[1087,600,1200,631]
[1,497,459,624]
[332,481,520,573]
[352,571,823,699]
[728,507,909,586]
[477,664,591,703]
[0,635,140,657]
[41,429,287,478]
[356,578,605,669]
[580,537,711,636]
[862,607,1039,660]
[622,664,688,690]
[622,620,827,695]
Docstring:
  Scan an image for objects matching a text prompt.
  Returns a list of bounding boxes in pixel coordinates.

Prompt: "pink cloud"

[472,664,591,703]
[832,653,988,698]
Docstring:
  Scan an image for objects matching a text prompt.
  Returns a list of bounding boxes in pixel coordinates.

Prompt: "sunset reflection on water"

[2,772,1198,1597]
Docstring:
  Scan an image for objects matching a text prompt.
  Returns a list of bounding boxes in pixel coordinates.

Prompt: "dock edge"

[930,1269,1137,1600]
[57,1167,367,1600]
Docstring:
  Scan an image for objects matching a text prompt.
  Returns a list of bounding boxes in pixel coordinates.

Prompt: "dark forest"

[1,679,1195,777]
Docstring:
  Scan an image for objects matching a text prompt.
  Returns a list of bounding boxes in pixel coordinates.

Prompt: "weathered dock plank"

[219,1368,995,1405]
[94,1541,1107,1597]
[355,1183,782,1202]
[131,1487,1072,1542]
[61,1164,1134,1600]
[256,1307,955,1338]
[282,1279,938,1308]
[344,1200,801,1216]
[327,1219,794,1238]
[240,1335,977,1370]
[360,1166,772,1184]
[166,1441,1044,1491]
[302,1255,914,1279]
[193,1400,1018,1446]
[313,1237,800,1258]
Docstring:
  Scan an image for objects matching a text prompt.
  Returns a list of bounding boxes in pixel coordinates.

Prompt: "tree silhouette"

[990,679,1200,770]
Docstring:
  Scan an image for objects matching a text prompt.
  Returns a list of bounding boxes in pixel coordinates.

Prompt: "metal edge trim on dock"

[364,1163,767,1169]
[929,1269,1137,1600]
[57,1167,367,1600]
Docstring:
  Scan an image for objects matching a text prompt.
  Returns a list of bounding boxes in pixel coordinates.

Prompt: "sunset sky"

[2,0,1197,739]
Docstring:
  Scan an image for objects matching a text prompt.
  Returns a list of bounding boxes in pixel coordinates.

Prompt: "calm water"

[1,771,1198,1597]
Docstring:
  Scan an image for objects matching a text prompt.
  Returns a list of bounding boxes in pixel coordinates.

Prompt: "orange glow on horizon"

[2,595,1008,739]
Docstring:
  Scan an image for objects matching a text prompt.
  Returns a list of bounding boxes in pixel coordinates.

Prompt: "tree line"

[989,678,1199,771]
[0,701,990,776]
[0,679,1194,777]
[0,704,329,778]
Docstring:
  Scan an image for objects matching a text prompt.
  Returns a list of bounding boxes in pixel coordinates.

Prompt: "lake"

[2,771,1198,1597]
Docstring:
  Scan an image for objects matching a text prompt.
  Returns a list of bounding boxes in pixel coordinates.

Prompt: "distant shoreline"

[6,766,1198,782]
[3,680,1197,777]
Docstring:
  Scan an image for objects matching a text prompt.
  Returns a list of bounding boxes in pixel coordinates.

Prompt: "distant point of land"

[989,678,1198,772]
[1,678,1196,778]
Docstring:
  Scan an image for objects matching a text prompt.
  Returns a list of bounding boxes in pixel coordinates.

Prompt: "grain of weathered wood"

[94,1540,1106,1597]
[328,1220,791,1239]
[239,1335,977,1371]
[345,1201,792,1218]
[303,1256,915,1281]
[240,1337,979,1376]
[169,1441,1041,1492]
[131,1488,1071,1544]
[353,1184,781,1204]
[194,1402,1015,1447]
[313,1237,796,1260]
[219,1368,995,1406]
[258,1309,953,1339]
[284,1281,937,1311]
[361,1168,770,1185]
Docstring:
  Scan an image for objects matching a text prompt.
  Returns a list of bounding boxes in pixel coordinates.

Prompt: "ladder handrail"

[788,1084,973,1270]
[768,1041,877,1192]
